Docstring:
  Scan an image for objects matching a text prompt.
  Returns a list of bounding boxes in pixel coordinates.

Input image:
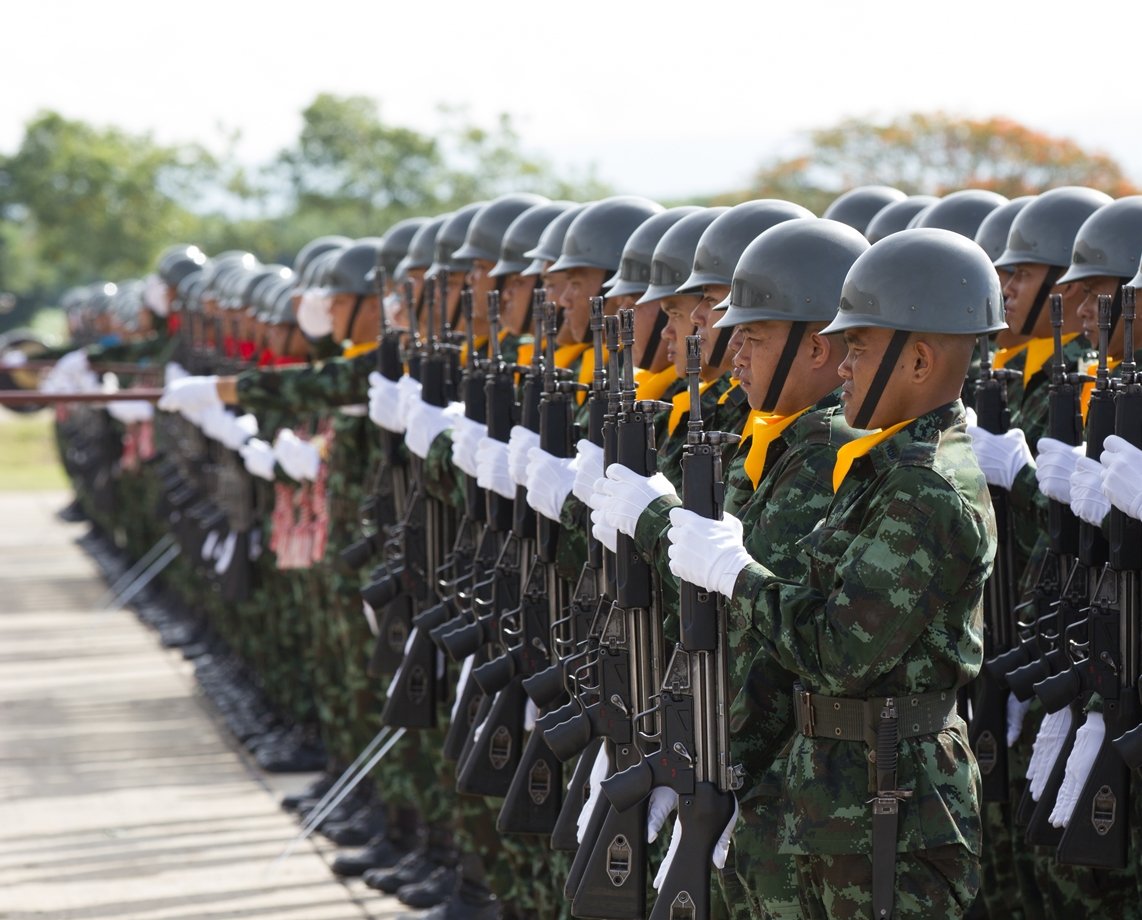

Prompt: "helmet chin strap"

[760,321,808,413]
[345,294,365,343]
[640,310,668,369]
[1019,266,1063,336]
[707,325,734,369]
[852,329,911,430]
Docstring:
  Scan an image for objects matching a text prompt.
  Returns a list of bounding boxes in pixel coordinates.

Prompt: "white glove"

[576,746,611,845]
[214,531,238,575]
[1027,707,1073,801]
[107,400,154,425]
[0,349,27,368]
[368,371,406,432]
[1007,693,1032,748]
[475,436,515,500]
[652,796,738,891]
[572,439,605,505]
[240,438,277,481]
[966,425,1034,491]
[524,700,539,733]
[1035,437,1084,504]
[646,787,678,842]
[55,349,90,377]
[1050,711,1104,828]
[1071,456,1111,526]
[201,530,220,561]
[594,464,677,537]
[667,508,753,597]
[273,430,321,482]
[508,426,540,487]
[199,404,234,440]
[217,413,258,451]
[404,400,459,459]
[158,375,221,421]
[1101,435,1142,521]
[451,415,486,478]
[525,446,576,521]
[590,510,619,552]
[164,362,189,386]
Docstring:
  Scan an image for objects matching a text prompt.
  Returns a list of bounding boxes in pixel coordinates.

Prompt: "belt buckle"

[800,689,814,737]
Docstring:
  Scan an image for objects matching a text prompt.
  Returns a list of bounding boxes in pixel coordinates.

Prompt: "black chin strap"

[1109,281,1128,336]
[760,322,808,413]
[346,294,365,342]
[852,329,911,430]
[1019,266,1063,336]
[642,310,668,368]
[707,325,734,368]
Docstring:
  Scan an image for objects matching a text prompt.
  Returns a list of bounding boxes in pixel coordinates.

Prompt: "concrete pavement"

[0,491,407,920]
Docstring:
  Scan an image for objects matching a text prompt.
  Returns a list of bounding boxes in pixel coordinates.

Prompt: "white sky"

[3,0,1141,201]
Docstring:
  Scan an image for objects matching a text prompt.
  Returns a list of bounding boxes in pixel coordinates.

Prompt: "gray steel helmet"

[244,265,293,310]
[974,196,1034,263]
[823,228,1005,335]
[1058,195,1142,285]
[547,196,664,274]
[294,235,352,278]
[714,219,870,328]
[865,196,938,244]
[604,206,703,299]
[908,189,1008,239]
[822,186,907,235]
[677,200,815,294]
[522,203,590,275]
[428,202,486,278]
[202,251,261,295]
[452,193,549,263]
[377,218,430,277]
[637,208,728,304]
[404,214,450,272]
[270,280,298,325]
[327,238,385,295]
[254,275,294,323]
[491,202,577,277]
[995,186,1112,270]
[157,244,208,287]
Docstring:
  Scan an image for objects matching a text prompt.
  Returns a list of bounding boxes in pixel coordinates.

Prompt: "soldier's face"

[660,296,699,376]
[838,326,903,429]
[330,292,358,343]
[692,285,732,375]
[466,260,497,324]
[630,299,670,373]
[556,267,606,344]
[1002,263,1051,336]
[500,272,537,335]
[734,320,793,410]
[1075,275,1126,356]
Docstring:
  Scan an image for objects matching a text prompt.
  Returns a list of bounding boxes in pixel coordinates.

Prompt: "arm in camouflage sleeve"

[232,353,371,414]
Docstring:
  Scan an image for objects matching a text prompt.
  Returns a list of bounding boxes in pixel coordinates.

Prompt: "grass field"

[0,410,68,491]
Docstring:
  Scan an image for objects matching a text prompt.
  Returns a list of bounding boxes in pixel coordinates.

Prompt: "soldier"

[668,228,1003,917]
[822,185,907,236]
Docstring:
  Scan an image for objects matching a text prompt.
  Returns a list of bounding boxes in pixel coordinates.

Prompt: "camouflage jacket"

[234,351,374,415]
[737,400,994,856]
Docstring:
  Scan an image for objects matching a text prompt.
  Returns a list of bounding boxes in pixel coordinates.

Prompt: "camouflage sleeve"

[234,353,371,414]
[737,466,990,697]
[424,430,466,509]
[1008,460,1046,568]
[555,494,591,583]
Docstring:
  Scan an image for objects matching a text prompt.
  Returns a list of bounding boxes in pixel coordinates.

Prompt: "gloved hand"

[576,745,610,845]
[217,413,258,451]
[404,400,460,459]
[667,508,753,597]
[213,531,238,575]
[525,446,576,521]
[1050,711,1104,828]
[199,404,235,440]
[966,424,1034,491]
[508,426,540,487]
[158,375,221,421]
[451,415,486,478]
[164,362,189,386]
[1071,456,1111,526]
[107,400,154,425]
[240,438,277,481]
[273,430,321,482]
[572,439,605,505]
[368,371,406,432]
[397,375,423,428]
[1035,437,1085,504]
[646,786,678,842]
[475,437,515,500]
[593,464,677,537]
[1101,434,1142,521]
[55,349,90,377]
[1027,707,1073,801]
[524,700,539,733]
[652,795,738,891]
[0,349,27,368]
[590,509,619,552]
[1007,693,1032,748]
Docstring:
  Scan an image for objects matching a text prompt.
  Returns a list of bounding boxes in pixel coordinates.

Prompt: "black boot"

[408,877,503,920]
[395,864,459,909]
[331,831,409,878]
[281,771,335,813]
[365,822,455,893]
[323,803,387,846]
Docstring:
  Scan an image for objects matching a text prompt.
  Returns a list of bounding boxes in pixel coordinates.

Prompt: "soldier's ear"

[909,339,935,384]
[807,330,835,370]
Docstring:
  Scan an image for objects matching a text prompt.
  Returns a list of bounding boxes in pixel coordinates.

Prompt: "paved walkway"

[0,491,405,920]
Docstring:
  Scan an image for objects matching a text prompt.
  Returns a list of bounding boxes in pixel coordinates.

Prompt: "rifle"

[602,334,742,920]
[1052,289,1140,868]
[969,335,1020,801]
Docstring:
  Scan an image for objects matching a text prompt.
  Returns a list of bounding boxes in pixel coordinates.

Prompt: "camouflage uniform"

[736,402,994,917]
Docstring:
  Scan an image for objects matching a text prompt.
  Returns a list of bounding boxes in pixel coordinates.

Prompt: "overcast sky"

[3,0,1140,201]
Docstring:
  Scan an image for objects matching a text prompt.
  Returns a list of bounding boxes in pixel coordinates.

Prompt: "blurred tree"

[721,112,1137,212]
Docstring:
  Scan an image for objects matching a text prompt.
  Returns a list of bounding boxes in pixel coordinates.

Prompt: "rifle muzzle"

[543,709,592,762]
[1034,667,1082,714]
[599,758,653,813]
